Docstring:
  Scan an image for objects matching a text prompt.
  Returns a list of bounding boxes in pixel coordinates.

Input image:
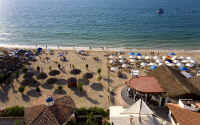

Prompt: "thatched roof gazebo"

[147,66,200,99]
[25,95,75,125]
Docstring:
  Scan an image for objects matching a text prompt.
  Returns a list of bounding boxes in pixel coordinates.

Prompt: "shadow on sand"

[53,89,67,95]
[71,88,99,104]
[27,89,42,97]
[0,88,9,102]
[78,78,89,85]
[57,79,67,85]
[90,83,104,91]
[22,94,30,102]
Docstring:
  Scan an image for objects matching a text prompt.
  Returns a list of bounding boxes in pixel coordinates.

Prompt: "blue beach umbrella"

[46,96,53,103]
[128,52,135,56]
[179,66,188,71]
[25,52,31,57]
[168,52,176,56]
[37,48,42,53]
[151,65,157,70]
[136,53,142,56]
[58,53,63,57]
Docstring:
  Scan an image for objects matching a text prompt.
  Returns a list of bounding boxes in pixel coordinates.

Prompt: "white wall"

[168,110,178,125]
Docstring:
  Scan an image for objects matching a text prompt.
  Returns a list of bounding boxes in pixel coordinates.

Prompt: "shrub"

[83,73,93,79]
[75,107,108,117]
[22,66,28,73]
[14,71,19,79]
[67,77,77,88]
[36,87,40,92]
[97,75,102,81]
[14,120,20,125]
[0,73,6,84]
[0,106,24,117]
[46,78,58,84]
[77,82,83,91]
[49,66,52,71]
[36,72,47,80]
[103,121,111,125]
[49,70,60,76]
[18,86,25,93]
[70,69,81,75]
[58,85,63,90]
[97,68,101,75]
[117,71,123,78]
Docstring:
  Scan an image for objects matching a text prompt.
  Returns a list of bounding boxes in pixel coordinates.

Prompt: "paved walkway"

[113,85,171,122]
[112,85,129,107]
[121,86,135,105]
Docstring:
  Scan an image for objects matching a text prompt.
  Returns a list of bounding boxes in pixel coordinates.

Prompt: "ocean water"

[0,0,200,49]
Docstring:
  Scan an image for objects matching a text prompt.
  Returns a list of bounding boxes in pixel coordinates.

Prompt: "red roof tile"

[25,95,75,125]
[168,103,200,125]
[127,76,165,93]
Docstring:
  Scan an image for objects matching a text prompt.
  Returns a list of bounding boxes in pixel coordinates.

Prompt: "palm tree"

[18,86,25,94]
[58,85,63,90]
[97,75,102,81]
[36,66,40,72]
[86,112,97,125]
[97,68,101,76]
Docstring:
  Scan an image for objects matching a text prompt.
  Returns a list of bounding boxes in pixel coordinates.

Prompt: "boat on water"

[156,8,164,14]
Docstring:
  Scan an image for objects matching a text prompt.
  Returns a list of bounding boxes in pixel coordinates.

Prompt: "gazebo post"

[145,94,148,103]
[159,96,162,107]
[133,91,136,102]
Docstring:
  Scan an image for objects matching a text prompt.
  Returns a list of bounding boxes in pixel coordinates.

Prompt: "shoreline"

[1,44,200,53]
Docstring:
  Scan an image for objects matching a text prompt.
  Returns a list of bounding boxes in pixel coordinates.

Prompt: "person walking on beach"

[36,66,40,72]
[70,64,72,68]
[58,64,61,69]
[72,64,75,69]
[85,64,89,70]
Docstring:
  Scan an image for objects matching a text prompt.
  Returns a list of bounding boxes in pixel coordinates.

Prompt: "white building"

[110,99,169,125]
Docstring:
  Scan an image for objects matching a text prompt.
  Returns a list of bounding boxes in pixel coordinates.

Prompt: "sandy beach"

[0,46,200,110]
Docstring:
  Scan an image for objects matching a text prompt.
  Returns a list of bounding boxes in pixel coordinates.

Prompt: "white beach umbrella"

[158,63,163,66]
[129,55,135,59]
[173,60,180,64]
[185,63,194,68]
[176,63,184,67]
[148,62,156,66]
[131,70,140,76]
[171,56,177,60]
[140,62,147,67]
[109,60,114,64]
[178,56,185,60]
[109,55,115,59]
[162,56,166,60]
[130,59,136,63]
[119,55,125,59]
[137,56,142,60]
[167,63,175,67]
[110,67,118,71]
[155,59,162,63]
[181,60,189,63]
[190,59,197,64]
[186,57,192,60]
[144,56,151,60]
[153,56,160,60]
[165,61,170,64]
[119,59,125,63]
[122,64,129,68]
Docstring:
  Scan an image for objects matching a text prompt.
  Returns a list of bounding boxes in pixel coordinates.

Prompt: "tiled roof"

[127,76,165,93]
[168,103,200,125]
[25,95,75,125]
